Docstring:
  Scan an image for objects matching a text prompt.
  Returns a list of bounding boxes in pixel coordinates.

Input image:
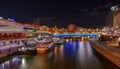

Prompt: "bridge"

[53,33,99,37]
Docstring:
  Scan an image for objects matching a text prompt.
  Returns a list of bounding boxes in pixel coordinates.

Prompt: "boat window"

[9,49,11,52]
[10,41,13,43]
[15,41,17,43]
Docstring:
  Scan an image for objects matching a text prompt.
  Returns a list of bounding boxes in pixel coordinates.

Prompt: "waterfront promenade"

[90,39,120,67]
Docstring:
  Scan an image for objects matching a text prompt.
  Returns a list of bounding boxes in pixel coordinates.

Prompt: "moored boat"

[36,36,54,54]
[36,42,54,54]
[53,37,64,45]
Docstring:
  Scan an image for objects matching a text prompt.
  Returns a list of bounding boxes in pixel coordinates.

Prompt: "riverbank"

[89,39,120,67]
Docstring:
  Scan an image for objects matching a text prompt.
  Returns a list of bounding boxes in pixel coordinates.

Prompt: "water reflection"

[53,41,101,69]
[0,57,21,69]
[78,41,103,69]
[0,41,119,69]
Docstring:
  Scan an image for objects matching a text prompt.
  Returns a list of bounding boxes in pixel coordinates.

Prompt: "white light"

[21,58,26,68]
[38,35,41,37]
[101,32,106,35]
[118,37,120,41]
[22,58,25,64]
[66,39,69,42]
[0,17,3,19]
[21,47,25,50]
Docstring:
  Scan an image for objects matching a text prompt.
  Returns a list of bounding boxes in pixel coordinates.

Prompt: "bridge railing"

[53,33,99,37]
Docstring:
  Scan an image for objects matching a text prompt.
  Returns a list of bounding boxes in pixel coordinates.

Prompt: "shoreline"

[89,39,120,68]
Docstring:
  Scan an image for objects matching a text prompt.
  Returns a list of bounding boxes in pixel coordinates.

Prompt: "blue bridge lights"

[53,33,99,37]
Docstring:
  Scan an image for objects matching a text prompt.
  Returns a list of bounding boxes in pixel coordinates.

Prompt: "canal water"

[0,41,119,69]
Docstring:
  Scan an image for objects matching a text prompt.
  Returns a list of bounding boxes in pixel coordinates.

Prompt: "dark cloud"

[98,3,113,9]
[80,8,101,16]
[79,2,115,16]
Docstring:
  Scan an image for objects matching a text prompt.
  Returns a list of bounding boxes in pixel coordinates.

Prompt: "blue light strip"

[53,34,99,37]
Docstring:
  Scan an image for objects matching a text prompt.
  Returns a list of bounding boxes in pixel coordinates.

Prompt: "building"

[113,7,120,29]
[33,17,40,25]
[106,11,113,27]
[106,5,120,29]
[106,5,120,30]
[67,24,76,33]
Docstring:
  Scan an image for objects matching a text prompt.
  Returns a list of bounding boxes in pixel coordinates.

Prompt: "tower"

[113,6,120,29]
[106,11,113,27]
[106,5,120,29]
[33,17,40,25]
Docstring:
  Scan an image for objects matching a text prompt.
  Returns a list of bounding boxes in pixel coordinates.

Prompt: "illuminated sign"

[8,18,14,21]
[0,17,3,19]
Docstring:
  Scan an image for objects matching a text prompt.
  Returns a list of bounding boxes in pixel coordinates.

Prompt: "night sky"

[0,0,119,28]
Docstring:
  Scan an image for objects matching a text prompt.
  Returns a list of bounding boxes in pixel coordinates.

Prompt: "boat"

[53,37,64,45]
[36,36,54,54]
[17,46,36,55]
[0,19,52,58]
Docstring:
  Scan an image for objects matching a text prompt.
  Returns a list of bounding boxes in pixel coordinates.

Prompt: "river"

[0,41,119,69]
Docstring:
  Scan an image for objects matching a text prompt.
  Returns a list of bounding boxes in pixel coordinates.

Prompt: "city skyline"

[0,0,119,28]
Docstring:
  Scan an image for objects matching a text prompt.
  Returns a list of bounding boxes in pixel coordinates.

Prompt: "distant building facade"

[33,17,40,25]
[114,9,120,29]
[106,5,120,29]
[106,11,113,27]
[67,24,76,33]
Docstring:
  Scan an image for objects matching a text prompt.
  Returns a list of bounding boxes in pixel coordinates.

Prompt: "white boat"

[53,37,64,44]
[36,37,54,54]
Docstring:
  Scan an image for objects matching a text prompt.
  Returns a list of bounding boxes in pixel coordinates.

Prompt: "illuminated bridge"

[53,33,99,37]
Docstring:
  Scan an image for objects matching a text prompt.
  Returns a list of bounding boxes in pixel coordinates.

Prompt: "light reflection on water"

[0,41,119,69]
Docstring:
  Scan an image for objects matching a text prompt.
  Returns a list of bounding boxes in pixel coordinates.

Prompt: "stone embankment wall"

[89,40,120,67]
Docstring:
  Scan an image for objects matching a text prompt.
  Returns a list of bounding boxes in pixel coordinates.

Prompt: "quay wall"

[89,40,120,67]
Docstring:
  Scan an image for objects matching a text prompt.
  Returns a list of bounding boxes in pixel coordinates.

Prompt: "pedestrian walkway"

[104,41,119,47]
